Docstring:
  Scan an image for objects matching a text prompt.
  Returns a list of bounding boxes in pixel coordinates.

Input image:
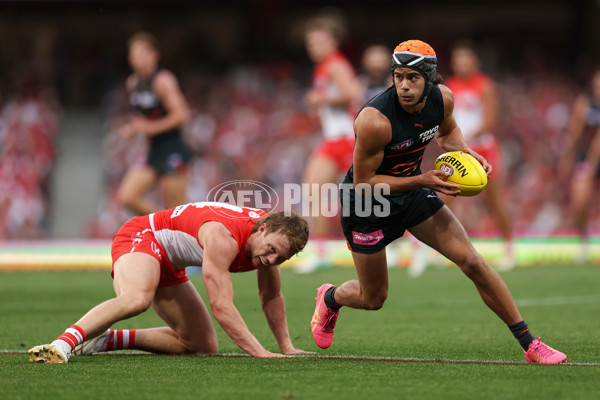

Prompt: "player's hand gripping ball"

[434,151,488,196]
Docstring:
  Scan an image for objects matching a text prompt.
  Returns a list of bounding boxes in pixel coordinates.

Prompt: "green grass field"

[1,265,599,399]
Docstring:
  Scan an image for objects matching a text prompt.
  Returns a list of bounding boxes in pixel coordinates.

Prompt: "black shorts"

[147,130,190,175]
[340,183,445,254]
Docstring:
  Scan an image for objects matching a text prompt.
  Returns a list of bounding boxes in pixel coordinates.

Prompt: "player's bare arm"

[478,79,498,137]
[199,222,287,358]
[257,266,313,355]
[120,71,189,139]
[326,61,361,106]
[353,107,460,195]
[436,85,491,175]
[306,60,360,108]
[139,70,190,136]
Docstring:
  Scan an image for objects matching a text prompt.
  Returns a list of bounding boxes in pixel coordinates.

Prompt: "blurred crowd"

[0,69,60,239]
[0,58,596,239]
[427,70,581,236]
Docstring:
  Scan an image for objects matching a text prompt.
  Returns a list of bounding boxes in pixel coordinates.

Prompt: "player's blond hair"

[252,211,309,256]
[127,31,160,52]
[305,8,348,42]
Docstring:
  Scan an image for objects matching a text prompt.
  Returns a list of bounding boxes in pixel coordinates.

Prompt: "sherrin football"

[434,151,488,196]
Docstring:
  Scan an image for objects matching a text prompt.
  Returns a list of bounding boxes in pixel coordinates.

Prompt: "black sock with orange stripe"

[509,321,535,350]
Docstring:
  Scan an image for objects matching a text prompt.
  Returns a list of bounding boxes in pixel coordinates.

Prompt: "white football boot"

[72,329,110,356]
[28,343,70,364]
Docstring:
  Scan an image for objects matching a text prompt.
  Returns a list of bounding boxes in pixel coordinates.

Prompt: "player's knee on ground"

[182,335,218,354]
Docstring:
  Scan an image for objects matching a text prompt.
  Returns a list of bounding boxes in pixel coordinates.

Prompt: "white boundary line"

[515,295,600,307]
[4,350,598,367]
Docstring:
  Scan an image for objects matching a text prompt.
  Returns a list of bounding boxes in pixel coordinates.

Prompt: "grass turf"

[1,265,599,399]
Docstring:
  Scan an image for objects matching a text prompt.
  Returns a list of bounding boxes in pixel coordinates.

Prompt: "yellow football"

[434,151,488,196]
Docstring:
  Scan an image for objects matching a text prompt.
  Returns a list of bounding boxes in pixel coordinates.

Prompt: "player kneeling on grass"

[310,40,567,364]
[29,202,311,363]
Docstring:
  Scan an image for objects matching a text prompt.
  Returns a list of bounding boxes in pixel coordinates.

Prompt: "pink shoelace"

[530,338,554,357]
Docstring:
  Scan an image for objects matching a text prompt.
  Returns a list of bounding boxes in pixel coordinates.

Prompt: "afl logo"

[439,163,454,176]
[390,139,413,151]
[207,180,279,214]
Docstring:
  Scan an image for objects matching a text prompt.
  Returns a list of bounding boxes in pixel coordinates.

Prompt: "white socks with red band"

[52,324,86,355]
[106,329,136,351]
[51,326,136,355]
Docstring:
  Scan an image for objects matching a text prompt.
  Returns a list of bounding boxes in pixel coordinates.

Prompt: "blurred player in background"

[560,67,600,264]
[295,13,362,273]
[359,44,392,103]
[28,202,311,362]
[440,40,514,271]
[310,40,567,364]
[116,32,190,216]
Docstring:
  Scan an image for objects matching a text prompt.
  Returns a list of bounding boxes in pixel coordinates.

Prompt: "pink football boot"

[310,283,339,349]
[523,337,567,364]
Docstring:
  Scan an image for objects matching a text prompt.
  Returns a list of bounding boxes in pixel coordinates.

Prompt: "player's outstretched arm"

[257,266,314,355]
[200,222,289,358]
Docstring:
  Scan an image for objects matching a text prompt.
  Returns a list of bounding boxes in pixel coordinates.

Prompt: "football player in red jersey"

[296,13,362,273]
[410,40,515,275]
[28,203,311,363]
[444,41,514,270]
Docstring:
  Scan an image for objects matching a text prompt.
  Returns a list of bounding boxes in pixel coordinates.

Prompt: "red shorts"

[471,137,502,179]
[111,215,189,287]
[314,136,355,172]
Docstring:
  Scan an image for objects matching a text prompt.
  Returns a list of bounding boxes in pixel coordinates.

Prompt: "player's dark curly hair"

[252,211,309,256]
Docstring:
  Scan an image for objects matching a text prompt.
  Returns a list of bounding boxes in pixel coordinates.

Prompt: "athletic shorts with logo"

[341,183,445,254]
[111,215,189,287]
[146,130,190,175]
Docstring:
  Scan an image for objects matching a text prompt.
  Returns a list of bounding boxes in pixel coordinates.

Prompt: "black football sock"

[508,320,536,351]
[324,286,341,310]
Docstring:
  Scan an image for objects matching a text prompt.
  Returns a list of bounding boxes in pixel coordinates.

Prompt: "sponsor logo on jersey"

[352,229,384,245]
[129,91,159,108]
[418,125,439,142]
[390,139,413,151]
[171,204,191,218]
[151,241,162,259]
[414,120,424,128]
